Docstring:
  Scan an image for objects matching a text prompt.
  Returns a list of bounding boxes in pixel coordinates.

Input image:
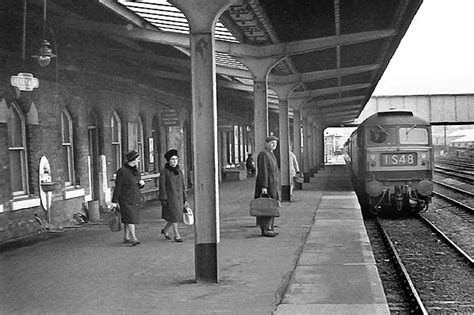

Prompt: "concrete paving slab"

[298,244,375,266]
[305,220,369,243]
[318,199,360,209]
[315,208,363,220]
[281,265,387,305]
[274,303,390,315]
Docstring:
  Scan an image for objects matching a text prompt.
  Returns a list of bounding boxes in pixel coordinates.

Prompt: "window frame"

[398,127,429,145]
[111,111,122,173]
[8,102,28,197]
[61,110,75,187]
[137,116,145,173]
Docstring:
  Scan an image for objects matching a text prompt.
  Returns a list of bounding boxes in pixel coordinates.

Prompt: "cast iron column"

[170,0,238,283]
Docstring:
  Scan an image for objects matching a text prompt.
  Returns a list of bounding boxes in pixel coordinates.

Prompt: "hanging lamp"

[31,0,56,67]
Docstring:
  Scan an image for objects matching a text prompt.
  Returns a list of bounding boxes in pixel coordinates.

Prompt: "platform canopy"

[13,0,422,127]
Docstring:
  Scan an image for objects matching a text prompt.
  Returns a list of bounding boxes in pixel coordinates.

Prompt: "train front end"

[361,112,434,214]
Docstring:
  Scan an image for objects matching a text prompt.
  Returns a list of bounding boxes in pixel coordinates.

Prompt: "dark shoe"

[131,241,141,246]
[174,237,183,243]
[161,229,171,240]
[123,239,131,244]
[262,230,277,237]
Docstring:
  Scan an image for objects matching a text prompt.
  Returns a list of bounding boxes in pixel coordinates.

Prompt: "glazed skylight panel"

[118,0,238,42]
[215,53,248,71]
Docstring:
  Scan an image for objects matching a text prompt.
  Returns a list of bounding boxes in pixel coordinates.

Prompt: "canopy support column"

[170,0,238,283]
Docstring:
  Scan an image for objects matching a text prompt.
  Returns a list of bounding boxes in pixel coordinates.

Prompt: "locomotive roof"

[361,111,430,127]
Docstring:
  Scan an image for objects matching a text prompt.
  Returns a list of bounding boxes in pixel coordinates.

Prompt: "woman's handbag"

[108,206,121,232]
[183,206,194,225]
[249,195,281,217]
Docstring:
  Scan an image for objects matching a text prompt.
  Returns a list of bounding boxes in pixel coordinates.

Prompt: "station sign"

[11,73,39,91]
[161,108,180,126]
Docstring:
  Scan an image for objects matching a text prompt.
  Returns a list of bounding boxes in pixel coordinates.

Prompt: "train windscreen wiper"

[376,125,387,134]
[405,124,417,135]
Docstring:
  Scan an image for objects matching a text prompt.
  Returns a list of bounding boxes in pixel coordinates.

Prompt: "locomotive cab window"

[399,126,429,144]
[368,126,395,145]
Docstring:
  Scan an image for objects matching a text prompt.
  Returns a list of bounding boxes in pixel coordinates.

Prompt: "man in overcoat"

[254,135,280,237]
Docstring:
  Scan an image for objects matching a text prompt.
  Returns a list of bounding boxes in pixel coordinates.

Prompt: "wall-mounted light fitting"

[32,39,56,67]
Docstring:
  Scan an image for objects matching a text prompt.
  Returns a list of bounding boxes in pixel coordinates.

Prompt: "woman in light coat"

[159,149,188,242]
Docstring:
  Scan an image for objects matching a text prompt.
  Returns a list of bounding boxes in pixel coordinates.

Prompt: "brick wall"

[0,69,191,242]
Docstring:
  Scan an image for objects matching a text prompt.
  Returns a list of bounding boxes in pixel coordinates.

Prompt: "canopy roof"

[2,0,423,127]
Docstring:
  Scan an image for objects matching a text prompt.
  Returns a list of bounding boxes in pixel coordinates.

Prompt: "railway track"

[434,165,474,184]
[434,156,474,184]
[435,157,473,171]
[375,218,427,314]
[419,214,473,264]
[432,180,474,220]
[376,216,473,313]
[429,176,473,258]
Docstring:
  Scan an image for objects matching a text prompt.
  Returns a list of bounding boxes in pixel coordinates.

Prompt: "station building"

[0,1,262,242]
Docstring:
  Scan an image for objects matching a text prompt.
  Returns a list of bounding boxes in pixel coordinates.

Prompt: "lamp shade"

[32,40,56,67]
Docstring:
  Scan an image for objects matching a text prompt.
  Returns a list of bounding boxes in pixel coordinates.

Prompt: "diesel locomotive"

[344,110,434,215]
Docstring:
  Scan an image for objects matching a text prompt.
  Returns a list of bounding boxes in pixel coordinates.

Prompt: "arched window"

[8,102,28,196]
[111,112,122,173]
[137,116,144,173]
[61,110,75,186]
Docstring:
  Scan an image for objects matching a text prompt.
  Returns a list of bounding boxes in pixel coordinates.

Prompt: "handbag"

[108,206,121,232]
[249,195,281,217]
[183,205,194,225]
[294,175,304,184]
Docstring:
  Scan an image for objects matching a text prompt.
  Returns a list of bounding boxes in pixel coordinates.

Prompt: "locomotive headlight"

[366,180,383,197]
[369,154,376,167]
[417,179,433,196]
[421,152,428,166]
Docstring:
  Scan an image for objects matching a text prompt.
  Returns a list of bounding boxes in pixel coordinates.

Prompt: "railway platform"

[0,165,389,314]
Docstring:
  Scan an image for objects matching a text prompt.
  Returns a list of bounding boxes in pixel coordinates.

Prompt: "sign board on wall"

[161,108,180,126]
[148,137,154,163]
[11,73,39,91]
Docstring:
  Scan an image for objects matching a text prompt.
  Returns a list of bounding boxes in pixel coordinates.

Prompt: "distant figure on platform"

[111,150,145,246]
[254,135,280,237]
[289,148,300,196]
[246,153,256,177]
[159,149,188,243]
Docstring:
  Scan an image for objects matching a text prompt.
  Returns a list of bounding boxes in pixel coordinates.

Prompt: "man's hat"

[126,150,140,162]
[265,135,279,142]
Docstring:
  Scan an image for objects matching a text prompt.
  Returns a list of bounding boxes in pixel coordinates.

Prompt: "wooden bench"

[223,169,247,181]
[141,173,160,202]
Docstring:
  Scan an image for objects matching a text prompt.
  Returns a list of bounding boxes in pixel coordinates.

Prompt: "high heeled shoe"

[161,229,171,240]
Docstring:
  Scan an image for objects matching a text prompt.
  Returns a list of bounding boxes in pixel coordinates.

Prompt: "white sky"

[373,0,474,96]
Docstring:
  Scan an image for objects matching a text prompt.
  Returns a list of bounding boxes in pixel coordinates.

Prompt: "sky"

[373,0,474,96]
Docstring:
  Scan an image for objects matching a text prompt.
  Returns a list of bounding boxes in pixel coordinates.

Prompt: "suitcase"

[249,197,281,217]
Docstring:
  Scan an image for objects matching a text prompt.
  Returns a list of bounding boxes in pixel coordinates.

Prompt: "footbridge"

[355,94,474,125]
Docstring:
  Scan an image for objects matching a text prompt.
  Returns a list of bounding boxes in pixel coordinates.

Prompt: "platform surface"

[0,165,389,314]
[274,168,389,315]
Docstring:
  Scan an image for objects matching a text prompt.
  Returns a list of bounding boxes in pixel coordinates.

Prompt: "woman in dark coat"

[159,149,188,242]
[111,150,145,246]
[254,135,280,237]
